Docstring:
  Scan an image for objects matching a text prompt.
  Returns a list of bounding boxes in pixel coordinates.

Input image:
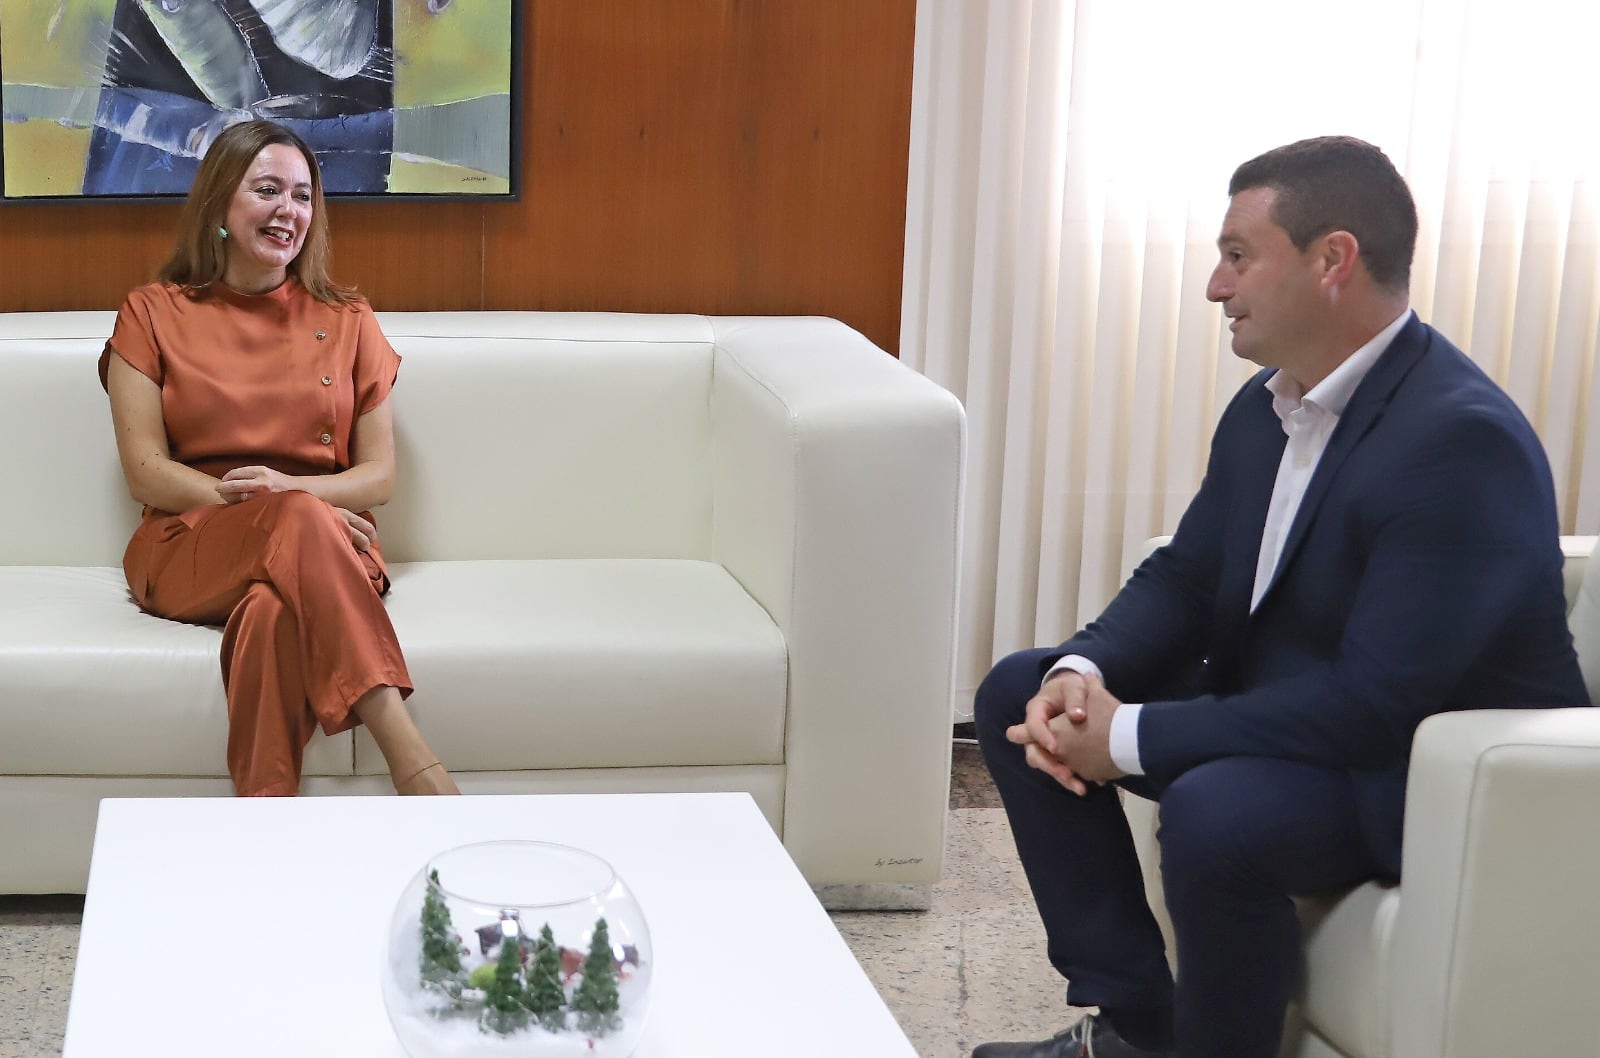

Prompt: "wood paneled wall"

[0,0,916,353]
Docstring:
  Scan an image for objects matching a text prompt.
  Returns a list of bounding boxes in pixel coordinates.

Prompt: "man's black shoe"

[970,1014,1173,1058]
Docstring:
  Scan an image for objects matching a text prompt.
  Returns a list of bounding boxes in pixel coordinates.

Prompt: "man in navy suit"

[972,137,1587,1058]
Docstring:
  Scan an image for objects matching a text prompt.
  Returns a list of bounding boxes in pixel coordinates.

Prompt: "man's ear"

[1320,230,1361,289]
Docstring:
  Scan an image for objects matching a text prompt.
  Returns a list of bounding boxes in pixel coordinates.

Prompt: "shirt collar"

[1265,309,1413,425]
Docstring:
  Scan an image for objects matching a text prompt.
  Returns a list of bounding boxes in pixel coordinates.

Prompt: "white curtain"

[902,0,1600,720]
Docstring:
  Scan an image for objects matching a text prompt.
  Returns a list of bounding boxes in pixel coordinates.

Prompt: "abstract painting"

[0,0,518,199]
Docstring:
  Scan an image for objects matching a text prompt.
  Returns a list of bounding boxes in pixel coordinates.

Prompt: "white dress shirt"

[1047,310,1413,775]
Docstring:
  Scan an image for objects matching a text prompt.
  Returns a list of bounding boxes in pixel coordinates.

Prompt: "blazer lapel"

[1211,381,1289,642]
[1252,316,1433,611]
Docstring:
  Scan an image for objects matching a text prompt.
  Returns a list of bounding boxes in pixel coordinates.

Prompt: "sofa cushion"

[382,321,716,563]
[0,327,141,567]
[354,558,788,773]
[0,559,785,781]
[1564,535,1600,705]
[1296,880,1400,1058]
[0,566,351,777]
[0,312,724,568]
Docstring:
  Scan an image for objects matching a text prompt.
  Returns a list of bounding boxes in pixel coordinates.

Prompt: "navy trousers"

[976,648,1389,1058]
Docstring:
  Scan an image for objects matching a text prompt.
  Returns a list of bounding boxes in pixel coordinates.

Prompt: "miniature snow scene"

[381,841,653,1058]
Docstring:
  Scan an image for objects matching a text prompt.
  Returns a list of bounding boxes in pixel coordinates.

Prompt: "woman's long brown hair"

[157,119,359,307]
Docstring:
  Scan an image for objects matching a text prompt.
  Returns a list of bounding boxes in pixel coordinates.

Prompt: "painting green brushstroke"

[2,120,93,197]
[393,0,512,109]
[1,0,115,193]
[0,0,117,89]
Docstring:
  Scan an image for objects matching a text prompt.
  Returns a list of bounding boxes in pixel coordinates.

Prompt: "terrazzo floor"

[0,742,1089,1057]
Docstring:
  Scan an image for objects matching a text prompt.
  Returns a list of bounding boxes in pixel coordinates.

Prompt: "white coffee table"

[62,792,919,1057]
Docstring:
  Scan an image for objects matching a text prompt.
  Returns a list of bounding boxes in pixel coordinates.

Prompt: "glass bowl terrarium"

[381,841,652,1057]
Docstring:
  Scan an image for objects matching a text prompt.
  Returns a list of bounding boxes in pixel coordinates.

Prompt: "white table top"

[63,793,917,1057]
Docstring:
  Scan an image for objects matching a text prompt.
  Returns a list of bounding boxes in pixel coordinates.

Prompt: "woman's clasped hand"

[216,468,377,552]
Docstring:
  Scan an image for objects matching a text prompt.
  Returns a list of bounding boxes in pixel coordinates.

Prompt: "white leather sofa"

[0,311,966,905]
[1121,537,1600,1058]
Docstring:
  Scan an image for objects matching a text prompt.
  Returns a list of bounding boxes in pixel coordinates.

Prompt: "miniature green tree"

[572,917,621,1035]
[479,926,529,1034]
[419,870,465,993]
[523,923,567,1030]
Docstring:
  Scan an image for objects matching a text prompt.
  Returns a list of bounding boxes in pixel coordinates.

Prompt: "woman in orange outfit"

[100,119,458,798]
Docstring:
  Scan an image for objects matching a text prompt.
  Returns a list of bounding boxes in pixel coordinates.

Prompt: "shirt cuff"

[1047,655,1144,775]
[1044,654,1102,684]
[1109,702,1144,776]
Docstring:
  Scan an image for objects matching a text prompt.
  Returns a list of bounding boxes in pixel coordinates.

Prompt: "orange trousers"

[123,490,412,796]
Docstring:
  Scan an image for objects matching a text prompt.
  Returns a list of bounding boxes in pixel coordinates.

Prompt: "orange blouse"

[99,280,400,487]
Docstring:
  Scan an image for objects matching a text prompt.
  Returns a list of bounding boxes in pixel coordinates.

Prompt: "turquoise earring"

[218,226,229,240]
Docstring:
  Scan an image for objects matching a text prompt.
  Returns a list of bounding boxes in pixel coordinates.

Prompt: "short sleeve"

[99,287,165,392]
[351,302,400,416]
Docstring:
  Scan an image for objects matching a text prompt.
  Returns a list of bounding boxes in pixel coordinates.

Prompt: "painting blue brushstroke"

[84,86,393,195]
[86,0,395,195]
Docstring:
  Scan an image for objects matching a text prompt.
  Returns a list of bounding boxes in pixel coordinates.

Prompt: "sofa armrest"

[1560,535,1593,615]
[707,317,966,887]
[1389,707,1600,1058]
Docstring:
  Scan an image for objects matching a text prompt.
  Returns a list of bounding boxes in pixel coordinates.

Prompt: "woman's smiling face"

[222,143,313,294]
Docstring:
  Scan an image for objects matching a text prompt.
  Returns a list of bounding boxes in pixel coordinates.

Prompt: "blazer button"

[320,432,332,445]
[321,376,332,385]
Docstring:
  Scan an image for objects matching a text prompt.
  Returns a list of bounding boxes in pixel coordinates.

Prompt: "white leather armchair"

[1120,537,1600,1058]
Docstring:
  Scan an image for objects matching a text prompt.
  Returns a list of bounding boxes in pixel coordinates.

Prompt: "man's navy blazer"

[1049,314,1589,873]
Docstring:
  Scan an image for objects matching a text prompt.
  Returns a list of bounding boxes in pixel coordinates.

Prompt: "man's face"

[1206,186,1326,372]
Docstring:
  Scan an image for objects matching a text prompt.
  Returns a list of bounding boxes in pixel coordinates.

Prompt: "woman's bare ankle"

[354,688,458,795]
[395,760,460,796]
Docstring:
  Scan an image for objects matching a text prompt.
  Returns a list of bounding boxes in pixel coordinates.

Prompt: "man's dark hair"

[1229,136,1417,292]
